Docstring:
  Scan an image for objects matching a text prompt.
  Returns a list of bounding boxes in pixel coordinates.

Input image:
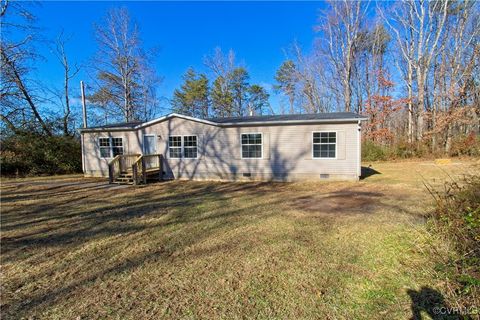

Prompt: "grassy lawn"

[1,159,478,319]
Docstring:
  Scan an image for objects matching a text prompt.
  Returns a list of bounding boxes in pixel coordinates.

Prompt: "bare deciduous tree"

[89,7,160,123]
[315,0,370,112]
[0,0,52,135]
[203,47,236,80]
[381,0,449,141]
[52,31,80,136]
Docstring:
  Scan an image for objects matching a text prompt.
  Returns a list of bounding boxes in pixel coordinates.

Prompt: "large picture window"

[241,133,262,159]
[99,137,123,158]
[313,132,336,158]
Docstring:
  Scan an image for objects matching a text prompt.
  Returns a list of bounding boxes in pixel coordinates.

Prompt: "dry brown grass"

[1,160,477,319]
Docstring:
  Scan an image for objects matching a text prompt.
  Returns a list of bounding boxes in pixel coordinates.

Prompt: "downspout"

[81,133,86,175]
[357,120,361,180]
[81,81,88,175]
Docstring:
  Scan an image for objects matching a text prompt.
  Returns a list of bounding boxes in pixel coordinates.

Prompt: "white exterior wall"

[82,117,362,181]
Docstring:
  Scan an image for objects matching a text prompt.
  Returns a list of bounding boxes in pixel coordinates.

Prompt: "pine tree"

[172,68,210,118]
[248,85,270,115]
[274,60,297,114]
[228,67,250,116]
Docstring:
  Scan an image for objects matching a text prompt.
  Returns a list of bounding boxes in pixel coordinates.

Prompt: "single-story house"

[79,112,368,183]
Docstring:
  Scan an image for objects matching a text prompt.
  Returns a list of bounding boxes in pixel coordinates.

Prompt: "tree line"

[170,0,479,154]
[272,1,479,154]
[1,4,161,136]
[172,48,271,118]
[1,1,479,172]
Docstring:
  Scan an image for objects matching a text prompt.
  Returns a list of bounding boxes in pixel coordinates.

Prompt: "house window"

[169,136,182,158]
[111,138,124,156]
[99,137,123,158]
[168,135,198,158]
[99,138,111,158]
[183,136,198,158]
[241,133,262,158]
[313,132,336,158]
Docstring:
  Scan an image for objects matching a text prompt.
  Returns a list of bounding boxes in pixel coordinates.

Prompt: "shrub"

[362,140,388,161]
[425,174,480,308]
[362,138,471,161]
[449,133,480,157]
[0,133,82,176]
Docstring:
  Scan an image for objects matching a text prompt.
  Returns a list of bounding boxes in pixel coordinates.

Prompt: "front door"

[143,135,156,155]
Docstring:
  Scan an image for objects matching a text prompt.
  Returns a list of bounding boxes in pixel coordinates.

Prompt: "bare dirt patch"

[290,189,384,214]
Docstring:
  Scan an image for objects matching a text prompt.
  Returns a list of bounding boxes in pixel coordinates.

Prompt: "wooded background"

[1,1,479,174]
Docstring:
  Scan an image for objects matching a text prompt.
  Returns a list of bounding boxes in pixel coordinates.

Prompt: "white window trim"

[183,135,199,159]
[99,137,111,159]
[240,132,263,159]
[168,135,182,159]
[168,135,199,159]
[99,136,124,159]
[142,134,157,155]
[312,131,338,160]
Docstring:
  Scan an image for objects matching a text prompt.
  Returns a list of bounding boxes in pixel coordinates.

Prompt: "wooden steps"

[108,154,164,185]
[112,172,134,185]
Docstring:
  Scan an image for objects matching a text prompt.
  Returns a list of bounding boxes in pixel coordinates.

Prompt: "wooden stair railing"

[131,155,145,185]
[143,154,163,181]
[108,155,121,184]
[108,154,140,184]
[109,154,163,185]
[131,154,164,185]
[120,154,141,172]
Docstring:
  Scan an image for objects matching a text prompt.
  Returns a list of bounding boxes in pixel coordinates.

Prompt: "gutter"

[79,127,138,133]
[216,117,368,127]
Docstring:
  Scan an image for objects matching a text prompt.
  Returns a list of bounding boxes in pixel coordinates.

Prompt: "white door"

[143,135,156,155]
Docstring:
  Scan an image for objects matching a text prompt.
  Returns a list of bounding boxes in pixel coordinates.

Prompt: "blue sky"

[27,1,325,116]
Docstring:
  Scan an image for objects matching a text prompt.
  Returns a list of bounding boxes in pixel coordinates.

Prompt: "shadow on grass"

[1,181,279,248]
[0,178,426,318]
[360,166,381,180]
[1,180,293,317]
[407,287,461,320]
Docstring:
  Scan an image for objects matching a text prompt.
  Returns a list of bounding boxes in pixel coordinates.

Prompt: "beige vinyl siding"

[82,117,361,181]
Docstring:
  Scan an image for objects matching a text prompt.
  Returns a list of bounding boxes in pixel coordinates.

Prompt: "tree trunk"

[124,80,129,122]
[289,95,294,114]
[445,121,453,154]
[431,101,437,153]
[344,58,352,112]
[416,70,425,141]
[407,63,414,143]
[363,54,370,115]
[0,114,20,134]
[1,50,52,136]
[63,66,71,136]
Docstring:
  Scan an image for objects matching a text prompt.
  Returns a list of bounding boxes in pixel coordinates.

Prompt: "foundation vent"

[320,174,330,179]
[243,173,252,177]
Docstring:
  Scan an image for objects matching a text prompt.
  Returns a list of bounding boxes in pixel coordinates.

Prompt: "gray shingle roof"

[87,121,143,130]
[207,112,366,124]
[81,112,366,131]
